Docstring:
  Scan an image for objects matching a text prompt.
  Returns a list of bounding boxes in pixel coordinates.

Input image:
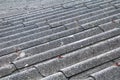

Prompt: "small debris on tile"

[57,55,63,59]
[15,50,26,60]
[68,35,74,38]
[114,62,120,66]
[19,51,26,58]
[112,19,116,23]
[80,45,83,47]
[25,64,28,67]
[14,47,21,53]
[60,41,64,46]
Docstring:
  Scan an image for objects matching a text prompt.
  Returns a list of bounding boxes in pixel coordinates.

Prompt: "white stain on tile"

[19,51,26,58]
[60,41,64,46]
[68,35,74,38]
[25,64,28,67]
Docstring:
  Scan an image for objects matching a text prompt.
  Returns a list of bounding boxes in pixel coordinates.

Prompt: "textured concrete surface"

[0,0,90,18]
[1,0,120,80]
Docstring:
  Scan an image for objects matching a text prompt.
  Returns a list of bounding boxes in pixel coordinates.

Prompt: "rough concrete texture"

[0,0,91,18]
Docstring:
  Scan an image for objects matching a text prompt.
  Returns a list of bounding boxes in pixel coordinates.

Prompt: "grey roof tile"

[50,4,106,22]
[60,46,120,77]
[35,21,49,27]
[50,5,113,28]
[90,40,110,55]
[63,21,79,29]
[0,26,83,56]
[91,66,120,80]
[1,28,119,67]
[0,26,65,49]
[79,7,117,24]
[81,13,120,29]
[99,21,120,31]
[99,2,113,8]
[114,3,120,9]
[70,62,114,80]
[41,72,68,80]
[0,26,99,61]
[0,24,24,33]
[23,4,86,24]
[35,47,94,76]
[90,34,120,56]
[12,28,120,69]
[0,53,18,67]
[110,0,120,4]
[114,57,120,63]
[0,24,38,39]
[107,35,120,50]
[73,27,103,40]
[3,0,103,29]
[1,0,93,22]
[23,20,47,26]
[0,25,50,43]
[48,8,88,23]
[1,67,43,80]
[5,0,99,21]
[11,20,23,26]
[0,64,16,78]
[0,0,120,80]
[62,2,76,9]
[116,19,120,24]
[85,0,112,8]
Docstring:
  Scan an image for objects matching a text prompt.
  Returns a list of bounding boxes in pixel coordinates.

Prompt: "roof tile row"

[0,0,120,80]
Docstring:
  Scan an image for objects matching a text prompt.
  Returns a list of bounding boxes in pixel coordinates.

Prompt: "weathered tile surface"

[0,0,120,80]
